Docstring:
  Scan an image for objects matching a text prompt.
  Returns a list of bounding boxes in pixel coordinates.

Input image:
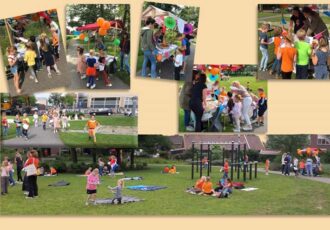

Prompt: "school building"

[310,135,330,151]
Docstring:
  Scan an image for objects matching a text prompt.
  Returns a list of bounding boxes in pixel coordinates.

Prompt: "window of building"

[317,135,330,145]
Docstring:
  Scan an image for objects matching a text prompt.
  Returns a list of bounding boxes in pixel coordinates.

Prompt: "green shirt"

[294,41,311,66]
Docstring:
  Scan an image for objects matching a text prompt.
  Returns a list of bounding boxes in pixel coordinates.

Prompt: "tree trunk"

[71,148,78,163]
[92,149,97,163]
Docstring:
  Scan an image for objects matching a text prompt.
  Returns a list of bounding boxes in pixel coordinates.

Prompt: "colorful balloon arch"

[297,147,322,157]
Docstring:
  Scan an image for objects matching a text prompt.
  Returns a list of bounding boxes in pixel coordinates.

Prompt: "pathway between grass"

[64,125,138,135]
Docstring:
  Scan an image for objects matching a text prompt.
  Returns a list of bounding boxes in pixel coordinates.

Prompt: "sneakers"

[242,125,253,131]
[86,83,90,88]
[56,71,61,76]
[35,78,39,83]
[233,128,241,133]
[81,75,86,79]
[185,126,195,132]
[90,84,96,89]
[29,75,34,79]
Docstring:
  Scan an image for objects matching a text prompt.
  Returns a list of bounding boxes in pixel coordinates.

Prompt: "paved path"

[66,39,129,90]
[136,44,196,81]
[258,169,330,184]
[65,125,138,135]
[7,46,71,96]
[2,122,64,147]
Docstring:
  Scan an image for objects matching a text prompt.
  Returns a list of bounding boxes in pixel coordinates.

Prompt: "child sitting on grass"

[277,34,297,79]
[86,168,99,206]
[312,38,329,80]
[108,179,124,204]
[257,88,267,126]
[169,165,177,174]
[201,176,213,195]
[294,29,311,79]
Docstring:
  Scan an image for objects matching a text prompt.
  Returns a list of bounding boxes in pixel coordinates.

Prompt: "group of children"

[96,155,119,177]
[259,23,329,79]
[162,165,177,174]
[281,153,322,177]
[7,25,61,94]
[1,112,31,140]
[76,47,113,89]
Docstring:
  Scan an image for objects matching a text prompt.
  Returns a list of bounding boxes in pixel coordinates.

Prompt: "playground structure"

[190,141,258,181]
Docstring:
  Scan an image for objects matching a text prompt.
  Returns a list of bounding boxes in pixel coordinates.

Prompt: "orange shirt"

[299,161,305,169]
[195,179,205,190]
[265,159,270,168]
[280,47,296,72]
[87,120,98,129]
[52,33,59,46]
[273,36,281,55]
[202,181,213,193]
[224,162,229,173]
[50,167,57,174]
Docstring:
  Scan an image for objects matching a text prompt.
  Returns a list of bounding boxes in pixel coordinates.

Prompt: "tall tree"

[48,93,63,106]
[266,135,309,154]
[138,135,172,155]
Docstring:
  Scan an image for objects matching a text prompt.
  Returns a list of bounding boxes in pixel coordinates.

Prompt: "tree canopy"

[266,135,309,154]
[138,135,173,154]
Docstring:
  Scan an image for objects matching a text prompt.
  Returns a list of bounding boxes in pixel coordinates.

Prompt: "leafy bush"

[52,161,67,173]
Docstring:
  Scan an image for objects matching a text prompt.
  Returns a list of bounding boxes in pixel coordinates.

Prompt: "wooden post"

[199,143,203,178]
[207,143,210,176]
[4,19,13,47]
[191,142,195,180]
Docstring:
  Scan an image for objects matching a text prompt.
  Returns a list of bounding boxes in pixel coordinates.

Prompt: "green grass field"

[178,76,267,132]
[68,116,137,130]
[0,164,329,215]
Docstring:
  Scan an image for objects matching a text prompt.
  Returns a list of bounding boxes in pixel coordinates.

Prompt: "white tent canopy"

[142,5,187,25]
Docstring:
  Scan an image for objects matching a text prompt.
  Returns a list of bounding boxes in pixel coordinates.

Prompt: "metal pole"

[234,148,237,172]
[200,143,203,178]
[237,144,241,180]
[191,142,194,180]
[207,143,210,176]
[243,162,246,182]
[222,147,225,166]
[196,144,199,173]
[255,162,257,179]
[230,141,234,181]
[249,163,252,180]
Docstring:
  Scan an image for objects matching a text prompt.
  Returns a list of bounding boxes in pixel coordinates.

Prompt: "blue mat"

[126,185,167,191]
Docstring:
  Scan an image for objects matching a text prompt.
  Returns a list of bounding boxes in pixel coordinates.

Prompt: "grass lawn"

[68,116,137,130]
[0,164,329,215]
[178,76,267,132]
[58,132,138,148]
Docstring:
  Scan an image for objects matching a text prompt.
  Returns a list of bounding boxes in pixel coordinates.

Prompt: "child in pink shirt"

[231,94,242,132]
[86,168,99,205]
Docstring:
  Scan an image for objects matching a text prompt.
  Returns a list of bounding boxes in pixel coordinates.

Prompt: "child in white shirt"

[174,49,183,81]
[231,94,242,132]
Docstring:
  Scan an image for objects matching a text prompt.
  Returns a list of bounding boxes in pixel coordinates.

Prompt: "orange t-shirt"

[202,181,213,193]
[87,120,98,129]
[273,37,281,55]
[50,167,57,174]
[280,47,296,72]
[265,160,270,168]
[52,34,59,46]
[224,162,229,173]
[299,161,305,169]
[195,179,204,190]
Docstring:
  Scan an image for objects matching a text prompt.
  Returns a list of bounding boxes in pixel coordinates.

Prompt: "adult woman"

[189,73,207,132]
[141,17,157,78]
[15,151,23,182]
[302,6,329,40]
[231,81,253,131]
[289,6,307,34]
[24,150,39,198]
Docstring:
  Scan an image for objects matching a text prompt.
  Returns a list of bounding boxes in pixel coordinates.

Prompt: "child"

[98,56,112,87]
[61,114,68,130]
[51,28,60,60]
[1,113,9,137]
[231,94,242,132]
[202,156,208,169]
[85,168,99,206]
[41,112,48,131]
[294,29,311,79]
[299,159,305,175]
[85,167,92,176]
[312,38,329,80]
[86,115,99,143]
[223,160,229,178]
[109,155,118,177]
[22,113,30,140]
[50,167,57,176]
[174,48,183,81]
[269,27,282,78]
[293,157,299,176]
[277,34,297,79]
[7,46,21,94]
[14,114,22,138]
[29,36,41,71]
[1,160,9,195]
[53,112,60,133]
[163,166,170,174]
[257,88,267,126]
[259,24,269,71]
[169,165,177,174]
[211,81,219,100]
[76,46,86,79]
[201,176,213,195]
[33,111,38,127]
[265,159,270,175]
[40,37,61,78]
[192,176,206,193]
[7,159,15,186]
[24,42,38,83]
[227,92,234,124]
[86,50,97,89]
[108,179,124,204]
[98,158,105,176]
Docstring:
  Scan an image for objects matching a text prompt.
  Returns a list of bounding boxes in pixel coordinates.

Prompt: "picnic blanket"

[48,180,70,187]
[122,176,143,181]
[126,185,167,191]
[94,196,143,205]
[241,187,259,192]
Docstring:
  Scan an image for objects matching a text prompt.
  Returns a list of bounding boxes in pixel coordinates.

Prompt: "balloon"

[211,67,220,76]
[79,33,85,40]
[96,17,105,27]
[183,23,193,34]
[84,37,89,42]
[306,147,311,156]
[113,38,120,46]
[209,74,218,82]
[99,28,107,36]
[156,54,162,62]
[164,16,176,29]
[101,21,111,30]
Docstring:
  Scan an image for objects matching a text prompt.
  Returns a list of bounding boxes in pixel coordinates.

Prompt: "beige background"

[0,0,330,226]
